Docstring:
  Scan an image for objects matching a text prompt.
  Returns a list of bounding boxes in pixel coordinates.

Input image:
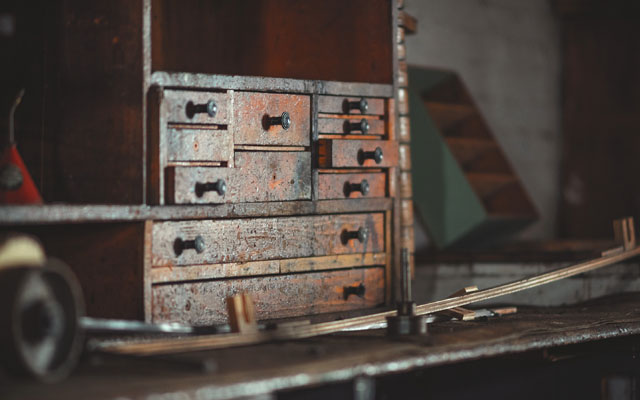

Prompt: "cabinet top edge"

[150,72,394,98]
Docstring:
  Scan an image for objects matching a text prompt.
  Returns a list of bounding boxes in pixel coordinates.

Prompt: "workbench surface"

[3,293,640,400]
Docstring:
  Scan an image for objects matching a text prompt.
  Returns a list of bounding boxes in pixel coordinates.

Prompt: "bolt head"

[194,236,206,254]
[216,179,227,196]
[357,227,369,243]
[359,98,368,113]
[360,119,369,134]
[281,112,291,130]
[360,179,370,195]
[206,100,217,117]
[374,147,383,164]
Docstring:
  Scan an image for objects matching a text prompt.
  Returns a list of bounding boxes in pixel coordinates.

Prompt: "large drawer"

[163,90,230,125]
[151,213,385,267]
[233,92,310,146]
[318,140,398,168]
[152,267,385,325]
[166,152,311,204]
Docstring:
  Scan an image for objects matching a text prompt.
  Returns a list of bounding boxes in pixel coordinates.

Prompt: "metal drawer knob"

[268,112,291,130]
[186,100,217,118]
[343,283,366,300]
[195,179,227,197]
[348,97,368,114]
[349,119,370,134]
[358,147,383,164]
[346,179,370,196]
[174,235,205,256]
[343,227,369,244]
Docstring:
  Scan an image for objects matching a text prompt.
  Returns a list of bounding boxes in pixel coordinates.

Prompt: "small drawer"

[163,90,230,125]
[318,96,385,115]
[233,92,310,146]
[166,152,311,204]
[151,213,385,267]
[318,118,385,136]
[152,267,385,325]
[318,172,387,200]
[318,140,398,168]
[166,127,233,163]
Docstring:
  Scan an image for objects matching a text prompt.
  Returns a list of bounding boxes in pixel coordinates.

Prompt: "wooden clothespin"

[436,286,478,321]
[226,292,258,334]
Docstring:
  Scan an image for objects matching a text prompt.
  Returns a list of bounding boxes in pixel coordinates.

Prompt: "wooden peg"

[226,292,258,334]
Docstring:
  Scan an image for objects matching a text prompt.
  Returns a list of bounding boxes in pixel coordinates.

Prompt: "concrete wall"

[405,0,562,241]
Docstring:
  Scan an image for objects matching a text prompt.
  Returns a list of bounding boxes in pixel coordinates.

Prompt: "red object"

[0,144,43,204]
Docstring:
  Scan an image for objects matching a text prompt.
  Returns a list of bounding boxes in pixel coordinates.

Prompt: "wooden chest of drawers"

[1,0,414,326]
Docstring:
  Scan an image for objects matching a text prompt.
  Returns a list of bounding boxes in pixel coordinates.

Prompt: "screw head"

[360,119,369,134]
[357,227,369,243]
[280,112,291,130]
[216,179,227,196]
[373,147,383,164]
[206,100,217,117]
[359,98,368,113]
[360,180,370,195]
[194,235,206,254]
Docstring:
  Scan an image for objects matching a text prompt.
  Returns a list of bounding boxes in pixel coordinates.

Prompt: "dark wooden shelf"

[0,199,392,226]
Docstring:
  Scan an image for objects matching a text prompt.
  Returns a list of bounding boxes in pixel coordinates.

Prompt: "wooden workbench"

[3,293,640,400]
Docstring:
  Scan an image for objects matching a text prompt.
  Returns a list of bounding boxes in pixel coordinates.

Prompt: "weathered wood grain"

[401,199,414,226]
[233,92,310,146]
[318,140,399,168]
[318,172,387,200]
[399,144,412,170]
[163,90,230,125]
[166,128,233,163]
[152,213,385,267]
[151,267,385,325]
[398,87,409,115]
[400,171,413,198]
[151,253,387,283]
[399,116,411,143]
[166,152,311,204]
[318,96,385,115]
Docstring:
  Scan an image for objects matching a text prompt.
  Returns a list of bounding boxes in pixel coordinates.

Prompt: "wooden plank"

[398,116,411,143]
[166,152,311,204]
[401,225,415,253]
[150,253,386,283]
[151,213,385,267]
[398,87,409,115]
[401,199,413,226]
[318,172,387,200]
[400,171,413,198]
[318,96,385,115]
[318,118,385,135]
[233,92,310,146]
[166,128,233,163]
[151,267,386,325]
[399,144,411,170]
[318,140,399,168]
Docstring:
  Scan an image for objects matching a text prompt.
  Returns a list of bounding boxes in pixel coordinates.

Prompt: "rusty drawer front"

[318,96,385,115]
[233,92,310,146]
[318,118,385,135]
[152,267,385,325]
[151,213,385,267]
[318,172,387,200]
[164,90,230,125]
[166,128,233,163]
[167,152,311,204]
[318,140,399,168]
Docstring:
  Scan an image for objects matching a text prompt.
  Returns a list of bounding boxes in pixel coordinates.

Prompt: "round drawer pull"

[174,235,205,256]
[195,179,227,197]
[186,100,217,118]
[349,119,370,134]
[342,227,369,244]
[345,179,370,196]
[348,98,368,114]
[358,147,383,165]
[268,112,291,130]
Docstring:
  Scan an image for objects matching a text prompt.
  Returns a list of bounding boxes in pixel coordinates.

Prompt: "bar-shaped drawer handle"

[268,112,291,130]
[343,283,366,300]
[348,98,368,114]
[195,179,227,197]
[358,147,383,165]
[174,235,205,256]
[345,179,370,196]
[186,100,217,118]
[349,119,370,134]
[342,227,369,244]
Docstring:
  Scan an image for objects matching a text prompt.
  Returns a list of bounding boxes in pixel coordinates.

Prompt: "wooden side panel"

[318,172,387,200]
[233,92,310,146]
[151,267,385,324]
[166,128,233,163]
[163,90,230,124]
[151,213,385,266]
[318,140,399,168]
[399,116,411,143]
[399,144,412,170]
[167,152,311,204]
[318,118,385,135]
[318,96,385,115]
